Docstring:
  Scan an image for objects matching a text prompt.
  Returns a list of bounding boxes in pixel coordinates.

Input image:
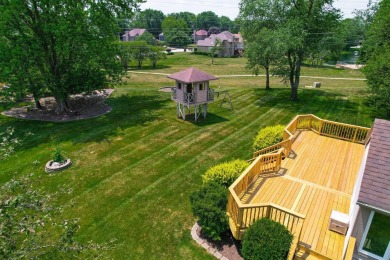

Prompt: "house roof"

[123,28,146,37]
[197,31,236,47]
[195,30,208,36]
[234,33,243,42]
[196,38,215,47]
[167,68,218,83]
[358,119,390,212]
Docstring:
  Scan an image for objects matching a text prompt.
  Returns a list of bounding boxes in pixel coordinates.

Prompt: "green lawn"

[132,52,366,78]
[0,52,374,259]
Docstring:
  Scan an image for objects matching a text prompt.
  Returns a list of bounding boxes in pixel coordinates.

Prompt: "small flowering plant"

[51,146,65,163]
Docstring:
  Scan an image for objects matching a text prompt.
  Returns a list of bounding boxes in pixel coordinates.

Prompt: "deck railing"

[291,114,370,144]
[228,114,371,243]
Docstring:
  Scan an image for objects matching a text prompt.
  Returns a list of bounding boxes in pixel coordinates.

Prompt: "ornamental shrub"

[51,146,65,163]
[202,160,249,188]
[242,218,293,260]
[253,124,285,151]
[189,182,228,240]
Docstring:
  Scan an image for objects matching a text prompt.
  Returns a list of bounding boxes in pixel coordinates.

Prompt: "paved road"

[127,71,366,81]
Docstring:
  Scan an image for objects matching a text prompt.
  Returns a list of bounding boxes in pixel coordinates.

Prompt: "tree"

[0,0,141,114]
[244,28,280,89]
[239,0,341,100]
[168,12,196,32]
[130,9,165,38]
[129,41,150,69]
[116,42,133,70]
[196,11,220,30]
[137,31,157,45]
[162,16,191,47]
[207,26,220,36]
[219,16,233,31]
[148,46,166,68]
[361,0,390,117]
[210,38,222,64]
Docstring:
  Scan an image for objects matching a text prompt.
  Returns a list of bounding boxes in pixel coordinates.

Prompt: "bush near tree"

[202,159,249,188]
[190,159,248,240]
[242,218,293,260]
[253,125,284,151]
[189,181,228,241]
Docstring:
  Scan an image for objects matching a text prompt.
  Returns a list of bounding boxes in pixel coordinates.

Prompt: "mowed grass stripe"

[62,89,261,202]
[77,106,285,233]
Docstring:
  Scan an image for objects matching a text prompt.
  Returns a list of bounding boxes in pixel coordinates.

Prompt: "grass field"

[0,53,374,259]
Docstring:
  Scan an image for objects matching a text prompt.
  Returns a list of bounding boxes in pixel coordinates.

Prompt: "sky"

[140,0,372,20]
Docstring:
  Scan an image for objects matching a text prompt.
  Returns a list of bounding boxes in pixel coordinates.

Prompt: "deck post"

[237,207,243,237]
[319,120,324,135]
[352,128,358,143]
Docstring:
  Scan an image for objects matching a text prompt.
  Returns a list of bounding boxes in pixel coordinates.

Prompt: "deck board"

[247,131,365,259]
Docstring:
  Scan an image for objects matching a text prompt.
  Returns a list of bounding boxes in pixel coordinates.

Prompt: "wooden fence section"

[293,114,370,144]
[253,114,371,159]
[233,152,282,199]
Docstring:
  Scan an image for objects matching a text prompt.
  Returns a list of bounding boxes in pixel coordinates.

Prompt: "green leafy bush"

[253,125,284,151]
[242,218,293,260]
[202,159,249,188]
[51,146,65,163]
[189,182,228,240]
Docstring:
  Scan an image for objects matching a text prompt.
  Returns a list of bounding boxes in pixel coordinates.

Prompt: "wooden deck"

[246,131,365,259]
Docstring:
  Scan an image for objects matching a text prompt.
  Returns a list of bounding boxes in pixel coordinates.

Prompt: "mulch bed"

[197,226,243,260]
[1,89,114,122]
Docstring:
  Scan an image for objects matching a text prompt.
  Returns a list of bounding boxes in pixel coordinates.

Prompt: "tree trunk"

[265,66,270,90]
[288,51,302,101]
[55,95,71,114]
[137,61,142,68]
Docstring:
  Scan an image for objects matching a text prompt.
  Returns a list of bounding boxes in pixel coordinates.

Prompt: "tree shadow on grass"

[251,87,372,125]
[127,64,171,70]
[0,94,170,148]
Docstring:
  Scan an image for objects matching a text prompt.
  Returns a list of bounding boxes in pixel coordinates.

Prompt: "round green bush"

[202,160,249,188]
[189,182,228,241]
[253,125,285,151]
[242,218,293,260]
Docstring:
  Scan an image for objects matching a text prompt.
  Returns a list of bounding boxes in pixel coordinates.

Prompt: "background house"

[347,119,390,260]
[196,31,240,57]
[122,28,146,41]
[194,30,208,43]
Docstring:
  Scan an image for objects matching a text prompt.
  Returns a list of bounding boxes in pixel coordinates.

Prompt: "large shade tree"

[168,12,196,33]
[162,16,191,47]
[196,11,220,30]
[130,9,165,38]
[0,0,141,114]
[362,0,390,117]
[239,0,340,100]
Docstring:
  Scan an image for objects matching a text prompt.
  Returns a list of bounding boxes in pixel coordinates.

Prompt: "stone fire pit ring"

[45,159,72,173]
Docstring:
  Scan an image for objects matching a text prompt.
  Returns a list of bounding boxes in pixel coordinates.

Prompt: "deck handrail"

[228,114,371,242]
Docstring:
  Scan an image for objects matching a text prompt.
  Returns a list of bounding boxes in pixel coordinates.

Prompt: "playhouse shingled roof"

[167,68,218,84]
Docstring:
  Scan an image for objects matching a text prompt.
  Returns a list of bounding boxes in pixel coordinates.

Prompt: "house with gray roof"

[347,119,390,259]
[196,31,241,57]
[122,28,146,42]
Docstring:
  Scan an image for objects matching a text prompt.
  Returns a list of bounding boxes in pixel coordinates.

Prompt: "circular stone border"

[45,159,72,173]
[191,223,230,260]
